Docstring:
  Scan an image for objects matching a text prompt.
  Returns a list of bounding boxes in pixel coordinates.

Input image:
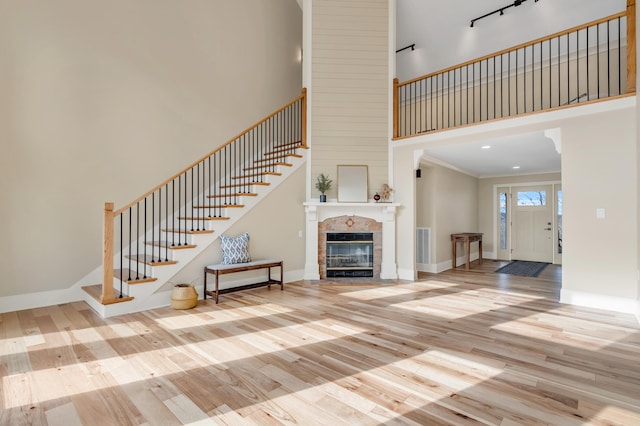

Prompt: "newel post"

[393,78,399,139]
[101,202,115,303]
[301,87,308,147]
[627,0,636,93]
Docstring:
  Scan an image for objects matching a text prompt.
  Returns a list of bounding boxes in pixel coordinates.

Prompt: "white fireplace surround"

[303,201,400,280]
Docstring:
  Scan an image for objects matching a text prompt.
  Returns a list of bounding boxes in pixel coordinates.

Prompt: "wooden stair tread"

[272,140,304,150]
[264,151,304,158]
[178,216,230,221]
[145,241,197,249]
[233,172,281,179]
[193,204,244,209]
[264,147,300,155]
[244,163,292,171]
[219,182,270,189]
[162,228,214,235]
[206,193,257,198]
[115,269,157,284]
[254,155,300,163]
[82,284,134,304]
[125,255,177,266]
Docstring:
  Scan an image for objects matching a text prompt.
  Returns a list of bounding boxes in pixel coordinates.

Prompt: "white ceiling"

[296,0,626,178]
[396,0,626,81]
[421,131,561,178]
[395,0,625,178]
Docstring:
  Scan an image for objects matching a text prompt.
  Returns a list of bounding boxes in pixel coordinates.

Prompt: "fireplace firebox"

[326,232,374,278]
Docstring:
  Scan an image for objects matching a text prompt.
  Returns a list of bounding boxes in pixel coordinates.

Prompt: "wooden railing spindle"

[100,92,306,304]
[394,9,633,139]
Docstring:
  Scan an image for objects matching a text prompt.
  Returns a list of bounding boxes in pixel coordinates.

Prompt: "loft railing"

[100,89,306,303]
[394,2,636,139]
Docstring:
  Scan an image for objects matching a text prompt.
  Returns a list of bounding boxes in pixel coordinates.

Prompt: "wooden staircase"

[80,90,307,317]
[81,141,306,317]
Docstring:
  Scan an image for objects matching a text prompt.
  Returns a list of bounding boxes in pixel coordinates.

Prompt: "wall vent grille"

[416,227,431,264]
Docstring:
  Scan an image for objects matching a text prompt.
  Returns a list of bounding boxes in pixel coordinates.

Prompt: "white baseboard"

[417,253,482,275]
[0,269,306,317]
[416,263,438,273]
[0,287,84,315]
[397,268,415,281]
[561,289,640,320]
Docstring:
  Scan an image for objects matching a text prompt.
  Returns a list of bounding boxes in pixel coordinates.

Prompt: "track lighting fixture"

[395,44,416,54]
[470,0,540,28]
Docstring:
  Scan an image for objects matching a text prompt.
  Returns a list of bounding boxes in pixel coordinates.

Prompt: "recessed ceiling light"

[512,166,521,169]
[481,145,491,149]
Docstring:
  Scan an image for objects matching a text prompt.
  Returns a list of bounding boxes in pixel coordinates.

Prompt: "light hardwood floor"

[1,261,639,425]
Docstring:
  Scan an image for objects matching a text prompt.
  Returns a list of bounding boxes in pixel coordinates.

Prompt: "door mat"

[495,260,549,277]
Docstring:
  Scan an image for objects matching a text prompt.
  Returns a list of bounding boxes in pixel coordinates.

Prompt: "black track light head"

[470,0,539,27]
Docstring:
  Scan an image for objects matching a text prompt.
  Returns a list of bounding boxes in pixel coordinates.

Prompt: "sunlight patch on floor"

[341,280,459,301]
[391,293,496,319]
[154,303,294,330]
[1,318,366,409]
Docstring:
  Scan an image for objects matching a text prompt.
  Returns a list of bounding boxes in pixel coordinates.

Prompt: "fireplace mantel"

[303,201,399,280]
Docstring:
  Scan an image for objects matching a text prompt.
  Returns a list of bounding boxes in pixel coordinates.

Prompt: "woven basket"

[171,284,198,310]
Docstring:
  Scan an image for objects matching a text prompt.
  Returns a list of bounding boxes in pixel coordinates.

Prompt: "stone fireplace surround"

[303,202,399,280]
[320,217,380,278]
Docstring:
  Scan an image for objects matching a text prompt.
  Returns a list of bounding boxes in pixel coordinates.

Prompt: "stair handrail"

[114,89,307,217]
[101,88,307,303]
[394,3,635,138]
[397,11,627,88]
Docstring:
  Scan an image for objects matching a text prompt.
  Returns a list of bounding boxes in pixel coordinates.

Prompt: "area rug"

[495,260,550,277]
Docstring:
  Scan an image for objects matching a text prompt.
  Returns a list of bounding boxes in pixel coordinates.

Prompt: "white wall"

[561,107,638,311]
[396,0,627,81]
[417,163,478,267]
[0,0,302,298]
[393,98,638,313]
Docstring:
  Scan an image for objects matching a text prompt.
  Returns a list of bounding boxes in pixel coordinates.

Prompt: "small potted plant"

[315,173,332,202]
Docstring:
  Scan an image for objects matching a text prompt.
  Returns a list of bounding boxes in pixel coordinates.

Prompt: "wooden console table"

[451,233,483,270]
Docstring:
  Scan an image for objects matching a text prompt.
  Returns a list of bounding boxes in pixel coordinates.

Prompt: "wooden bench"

[204,259,283,303]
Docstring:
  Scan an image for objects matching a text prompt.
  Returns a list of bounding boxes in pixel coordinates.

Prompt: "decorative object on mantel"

[380,184,393,202]
[316,173,333,203]
[337,165,368,202]
[315,173,332,203]
[171,283,198,309]
[373,192,381,202]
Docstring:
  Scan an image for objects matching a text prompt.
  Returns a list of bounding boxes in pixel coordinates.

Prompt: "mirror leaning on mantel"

[337,165,368,202]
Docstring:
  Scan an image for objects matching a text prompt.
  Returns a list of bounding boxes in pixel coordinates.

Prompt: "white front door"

[511,185,554,262]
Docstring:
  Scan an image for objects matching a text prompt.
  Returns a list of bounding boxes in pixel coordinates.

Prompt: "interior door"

[511,185,553,262]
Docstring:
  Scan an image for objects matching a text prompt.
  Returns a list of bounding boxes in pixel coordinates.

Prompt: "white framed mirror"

[337,165,368,202]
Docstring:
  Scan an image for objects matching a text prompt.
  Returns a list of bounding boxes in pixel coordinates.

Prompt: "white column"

[304,204,320,280]
[380,205,398,279]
